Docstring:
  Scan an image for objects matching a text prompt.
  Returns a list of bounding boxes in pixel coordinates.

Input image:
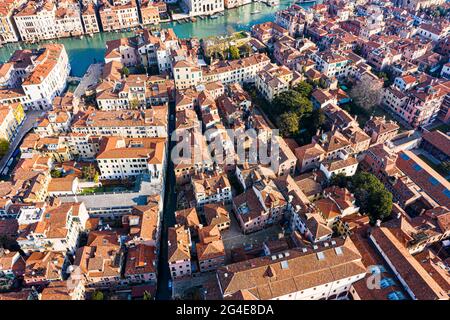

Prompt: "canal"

[0,0,316,77]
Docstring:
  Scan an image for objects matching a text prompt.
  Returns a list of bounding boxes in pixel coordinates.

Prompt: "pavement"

[73,63,103,99]
[0,110,42,175]
[58,175,163,210]
[172,272,217,299]
[222,212,283,254]
[156,101,177,300]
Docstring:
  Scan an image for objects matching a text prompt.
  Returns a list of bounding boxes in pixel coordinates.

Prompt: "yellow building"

[0,103,25,142]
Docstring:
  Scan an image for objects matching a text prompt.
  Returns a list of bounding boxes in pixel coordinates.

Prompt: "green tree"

[121,67,130,77]
[367,189,393,223]
[301,108,325,138]
[134,64,147,74]
[272,90,312,115]
[330,171,393,224]
[129,98,140,109]
[240,43,252,57]
[293,81,313,98]
[93,172,100,184]
[143,291,152,300]
[82,164,97,181]
[277,112,300,137]
[92,291,104,300]
[318,78,328,89]
[329,173,349,188]
[0,139,10,158]
[50,169,62,178]
[229,45,240,60]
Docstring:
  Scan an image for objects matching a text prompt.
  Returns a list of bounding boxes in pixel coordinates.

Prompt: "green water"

[0,0,314,77]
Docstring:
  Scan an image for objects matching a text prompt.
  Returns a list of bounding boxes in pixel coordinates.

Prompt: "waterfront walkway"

[0,0,299,77]
[73,63,103,99]
[0,110,42,176]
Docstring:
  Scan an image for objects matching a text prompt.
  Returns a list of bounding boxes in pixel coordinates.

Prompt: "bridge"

[67,76,82,82]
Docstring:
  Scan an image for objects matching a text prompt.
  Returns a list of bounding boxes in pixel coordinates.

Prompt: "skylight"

[400,153,410,161]
[443,189,450,199]
[429,177,439,186]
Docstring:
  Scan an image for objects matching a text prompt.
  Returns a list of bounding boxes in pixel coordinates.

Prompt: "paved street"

[156,102,176,300]
[0,110,42,176]
[222,213,283,253]
[172,273,217,299]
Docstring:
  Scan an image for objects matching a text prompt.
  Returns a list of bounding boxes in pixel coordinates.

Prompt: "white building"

[203,53,271,86]
[21,44,70,110]
[311,50,352,80]
[182,0,225,17]
[0,1,21,44]
[256,63,294,102]
[14,0,84,42]
[17,202,89,254]
[319,157,359,180]
[217,238,367,300]
[96,136,166,181]
[168,225,192,280]
[191,173,232,207]
[71,107,168,138]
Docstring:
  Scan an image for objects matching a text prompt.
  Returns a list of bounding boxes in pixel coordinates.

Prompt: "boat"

[250,10,261,14]
[210,14,219,19]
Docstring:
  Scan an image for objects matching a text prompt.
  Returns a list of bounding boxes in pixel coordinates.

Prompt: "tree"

[0,139,9,158]
[91,291,104,300]
[318,78,328,89]
[329,171,393,224]
[50,169,62,178]
[121,67,130,77]
[367,189,393,222]
[301,108,325,138]
[93,172,100,184]
[329,173,349,188]
[293,81,313,98]
[229,45,240,60]
[134,64,147,75]
[240,43,252,57]
[82,164,97,181]
[349,76,382,113]
[0,235,19,251]
[272,90,312,115]
[277,112,300,137]
[129,98,140,109]
[143,291,152,300]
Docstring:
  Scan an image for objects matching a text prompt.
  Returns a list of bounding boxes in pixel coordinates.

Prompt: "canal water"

[0,0,315,77]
